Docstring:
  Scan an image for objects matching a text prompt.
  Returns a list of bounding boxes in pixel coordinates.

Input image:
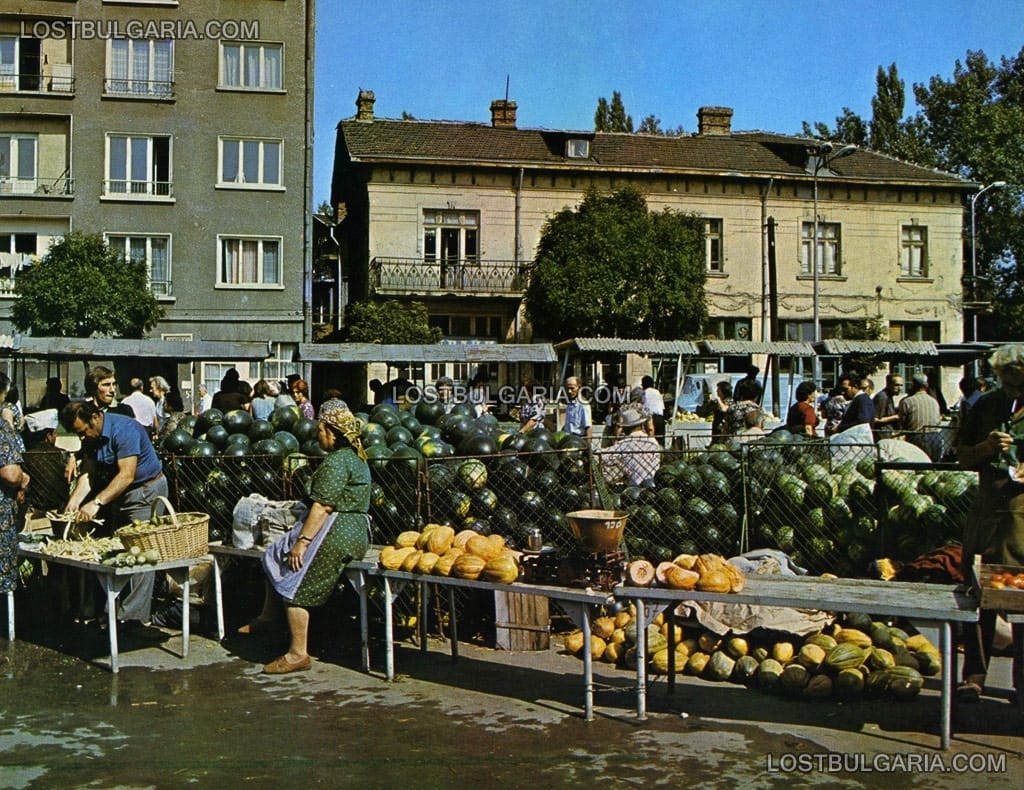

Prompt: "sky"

[312,0,1024,201]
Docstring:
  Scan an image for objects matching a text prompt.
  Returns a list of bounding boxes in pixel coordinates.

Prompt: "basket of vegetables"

[115,496,209,560]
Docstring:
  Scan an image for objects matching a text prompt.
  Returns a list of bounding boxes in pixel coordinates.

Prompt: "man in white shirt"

[121,377,159,437]
[641,375,665,438]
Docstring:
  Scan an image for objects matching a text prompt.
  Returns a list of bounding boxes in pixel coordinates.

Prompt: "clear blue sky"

[313,0,1024,200]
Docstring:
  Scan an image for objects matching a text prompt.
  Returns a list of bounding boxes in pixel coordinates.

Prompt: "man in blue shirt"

[835,377,875,434]
[562,376,592,440]
[62,401,168,623]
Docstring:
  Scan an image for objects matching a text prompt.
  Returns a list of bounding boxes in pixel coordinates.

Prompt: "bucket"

[565,509,628,553]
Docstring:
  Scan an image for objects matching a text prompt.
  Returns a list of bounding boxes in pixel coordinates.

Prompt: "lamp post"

[810,141,856,383]
[968,180,1007,343]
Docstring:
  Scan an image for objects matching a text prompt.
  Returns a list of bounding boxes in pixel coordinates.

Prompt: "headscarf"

[318,398,366,460]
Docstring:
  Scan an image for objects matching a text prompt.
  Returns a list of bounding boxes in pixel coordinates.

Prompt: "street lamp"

[810,141,856,383]
[968,180,1007,342]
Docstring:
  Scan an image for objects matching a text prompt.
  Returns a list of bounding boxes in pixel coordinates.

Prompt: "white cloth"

[643,387,664,416]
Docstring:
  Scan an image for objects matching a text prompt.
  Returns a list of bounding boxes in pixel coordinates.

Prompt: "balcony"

[0,173,74,197]
[0,65,74,95]
[103,77,174,99]
[370,257,528,297]
[102,180,174,199]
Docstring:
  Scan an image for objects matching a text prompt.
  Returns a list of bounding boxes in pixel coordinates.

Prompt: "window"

[889,321,940,343]
[219,137,281,187]
[0,134,37,193]
[107,233,172,297]
[423,210,478,264]
[901,225,928,277]
[0,35,41,92]
[218,236,282,286]
[566,139,590,158]
[220,42,282,90]
[105,134,172,197]
[705,218,723,273]
[427,313,503,339]
[801,222,841,275]
[106,39,173,97]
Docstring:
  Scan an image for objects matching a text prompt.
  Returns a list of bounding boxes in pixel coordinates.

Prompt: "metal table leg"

[447,587,458,662]
[166,567,193,658]
[102,575,131,673]
[562,601,595,720]
[211,555,225,641]
[420,581,429,654]
[382,577,408,682]
[342,568,370,672]
[5,590,13,641]
[939,620,952,750]
[634,598,648,720]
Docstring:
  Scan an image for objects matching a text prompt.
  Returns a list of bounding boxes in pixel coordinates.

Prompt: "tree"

[801,108,868,146]
[594,91,633,132]
[344,300,442,344]
[12,231,163,338]
[525,186,707,340]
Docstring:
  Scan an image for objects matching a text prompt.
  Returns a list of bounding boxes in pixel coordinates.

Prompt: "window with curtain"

[218,137,282,186]
[220,43,283,90]
[801,222,841,276]
[106,233,172,296]
[219,237,282,286]
[107,39,173,96]
[901,225,928,277]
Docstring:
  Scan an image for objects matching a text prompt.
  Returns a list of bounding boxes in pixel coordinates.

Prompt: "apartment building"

[1,0,312,397]
[330,92,972,386]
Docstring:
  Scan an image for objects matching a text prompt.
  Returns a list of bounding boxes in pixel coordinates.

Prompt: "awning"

[3,336,273,361]
[699,340,814,356]
[553,337,701,355]
[936,342,994,366]
[814,339,938,359]
[298,342,556,364]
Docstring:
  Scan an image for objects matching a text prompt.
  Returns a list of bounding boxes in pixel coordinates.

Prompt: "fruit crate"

[974,557,1024,612]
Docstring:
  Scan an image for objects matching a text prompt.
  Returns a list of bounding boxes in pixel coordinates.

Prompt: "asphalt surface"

[2,583,1023,788]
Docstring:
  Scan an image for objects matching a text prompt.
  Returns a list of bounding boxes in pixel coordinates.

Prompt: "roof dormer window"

[566,139,590,159]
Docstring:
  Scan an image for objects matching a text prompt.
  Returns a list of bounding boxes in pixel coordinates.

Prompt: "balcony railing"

[0,66,75,94]
[103,180,174,198]
[103,77,174,98]
[371,257,528,296]
[0,174,74,196]
[150,279,173,298]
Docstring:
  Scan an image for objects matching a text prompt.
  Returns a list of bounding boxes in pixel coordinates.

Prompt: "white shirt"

[122,390,159,430]
[643,387,664,416]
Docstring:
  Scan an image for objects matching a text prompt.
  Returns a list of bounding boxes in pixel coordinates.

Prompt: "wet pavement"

[2,585,1023,788]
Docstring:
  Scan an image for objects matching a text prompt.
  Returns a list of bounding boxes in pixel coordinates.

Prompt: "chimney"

[490,99,517,129]
[697,106,733,136]
[355,89,375,122]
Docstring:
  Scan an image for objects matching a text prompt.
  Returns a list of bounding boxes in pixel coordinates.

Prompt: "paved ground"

[2,588,1022,790]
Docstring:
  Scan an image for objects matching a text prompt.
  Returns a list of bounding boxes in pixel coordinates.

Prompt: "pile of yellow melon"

[377,525,521,584]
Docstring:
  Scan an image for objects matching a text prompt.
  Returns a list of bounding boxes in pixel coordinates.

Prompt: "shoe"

[956,680,983,703]
[262,654,312,674]
[237,618,276,636]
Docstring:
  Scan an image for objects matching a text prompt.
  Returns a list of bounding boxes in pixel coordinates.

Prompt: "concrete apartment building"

[330,91,972,388]
[1,0,311,401]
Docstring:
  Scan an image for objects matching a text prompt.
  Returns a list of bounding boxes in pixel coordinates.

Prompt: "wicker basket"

[115,496,209,560]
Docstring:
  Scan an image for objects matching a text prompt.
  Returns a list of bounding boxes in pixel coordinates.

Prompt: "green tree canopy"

[525,186,707,341]
[344,300,442,344]
[594,91,633,132]
[12,231,163,338]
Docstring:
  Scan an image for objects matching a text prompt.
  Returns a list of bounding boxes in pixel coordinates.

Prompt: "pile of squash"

[562,609,938,702]
[377,524,521,584]
[626,553,745,593]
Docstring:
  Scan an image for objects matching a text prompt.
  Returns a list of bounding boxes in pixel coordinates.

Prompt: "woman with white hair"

[955,343,1024,703]
[149,376,171,433]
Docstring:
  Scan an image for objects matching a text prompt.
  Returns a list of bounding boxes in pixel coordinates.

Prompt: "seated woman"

[239,399,371,674]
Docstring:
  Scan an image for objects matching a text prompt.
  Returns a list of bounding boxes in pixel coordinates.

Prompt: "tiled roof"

[339,118,971,187]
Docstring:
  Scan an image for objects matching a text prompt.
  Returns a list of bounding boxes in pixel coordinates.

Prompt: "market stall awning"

[297,342,557,364]
[699,340,814,356]
[813,339,938,359]
[935,342,994,366]
[4,336,273,361]
[553,337,701,355]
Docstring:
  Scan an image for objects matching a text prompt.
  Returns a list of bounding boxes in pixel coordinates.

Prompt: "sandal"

[262,654,312,674]
[237,618,276,636]
[956,680,983,703]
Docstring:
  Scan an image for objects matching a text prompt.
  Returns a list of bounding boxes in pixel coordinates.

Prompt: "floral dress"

[263,447,371,607]
[0,418,24,592]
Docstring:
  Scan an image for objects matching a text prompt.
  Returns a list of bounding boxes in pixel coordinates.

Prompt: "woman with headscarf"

[239,399,371,674]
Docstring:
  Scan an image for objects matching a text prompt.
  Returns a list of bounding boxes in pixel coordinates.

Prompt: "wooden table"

[347,549,614,720]
[618,575,979,749]
[15,543,215,673]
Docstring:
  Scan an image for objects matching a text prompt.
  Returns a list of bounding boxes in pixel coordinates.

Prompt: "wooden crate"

[975,560,1024,612]
[494,591,550,651]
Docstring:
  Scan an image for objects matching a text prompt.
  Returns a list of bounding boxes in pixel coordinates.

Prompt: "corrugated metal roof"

[816,339,938,357]
[340,119,972,187]
[298,343,556,363]
[699,340,814,356]
[554,337,701,355]
[4,336,271,360]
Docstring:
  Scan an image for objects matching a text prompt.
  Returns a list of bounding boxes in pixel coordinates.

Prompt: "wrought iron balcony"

[103,78,175,98]
[370,257,528,297]
[0,66,74,94]
[103,180,173,198]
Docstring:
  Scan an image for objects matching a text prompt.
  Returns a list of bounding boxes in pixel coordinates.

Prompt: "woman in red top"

[786,381,819,436]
